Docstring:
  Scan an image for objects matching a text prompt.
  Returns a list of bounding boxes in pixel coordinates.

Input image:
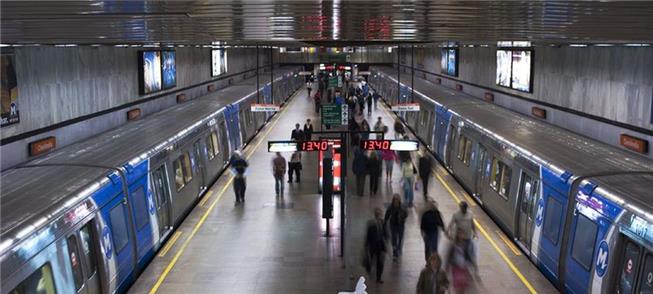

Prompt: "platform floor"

[128,87,558,294]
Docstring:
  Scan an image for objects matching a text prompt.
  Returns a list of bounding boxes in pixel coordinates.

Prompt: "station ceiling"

[2,1,653,46]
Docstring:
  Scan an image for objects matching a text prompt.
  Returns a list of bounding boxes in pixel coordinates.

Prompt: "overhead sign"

[251,104,280,112]
[328,76,338,88]
[391,103,420,112]
[360,139,419,151]
[268,140,340,152]
[321,104,348,125]
[620,134,649,154]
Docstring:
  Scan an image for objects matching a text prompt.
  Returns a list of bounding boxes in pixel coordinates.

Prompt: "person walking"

[288,150,302,183]
[313,91,321,113]
[357,94,366,115]
[447,201,477,268]
[291,123,304,141]
[352,148,368,196]
[367,151,382,196]
[394,118,405,139]
[400,159,417,206]
[366,94,373,116]
[373,116,385,139]
[272,152,287,197]
[373,91,380,110]
[446,230,475,294]
[418,151,434,199]
[303,119,314,140]
[230,150,249,204]
[416,254,449,294]
[360,119,370,141]
[364,208,388,284]
[421,200,445,261]
[384,194,407,260]
[307,81,313,98]
[380,147,397,183]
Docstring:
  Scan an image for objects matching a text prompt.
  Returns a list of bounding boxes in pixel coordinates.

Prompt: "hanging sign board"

[251,104,280,112]
[321,104,348,125]
[391,103,421,112]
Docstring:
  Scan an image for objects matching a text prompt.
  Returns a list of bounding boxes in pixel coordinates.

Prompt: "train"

[368,66,653,293]
[0,66,303,294]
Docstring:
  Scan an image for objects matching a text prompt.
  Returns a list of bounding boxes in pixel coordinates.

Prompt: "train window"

[109,203,130,253]
[571,214,598,271]
[173,158,185,191]
[206,136,215,160]
[618,241,641,294]
[181,153,193,183]
[420,111,428,126]
[490,157,512,199]
[79,223,98,276]
[638,253,653,293]
[131,187,150,230]
[66,235,84,291]
[456,135,472,166]
[9,263,57,294]
[543,196,563,245]
[210,132,220,156]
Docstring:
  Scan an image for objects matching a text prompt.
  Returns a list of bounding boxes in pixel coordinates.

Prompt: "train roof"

[372,66,653,176]
[0,67,298,250]
[591,173,653,214]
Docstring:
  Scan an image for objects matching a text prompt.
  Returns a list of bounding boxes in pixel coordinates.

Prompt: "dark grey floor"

[128,87,557,294]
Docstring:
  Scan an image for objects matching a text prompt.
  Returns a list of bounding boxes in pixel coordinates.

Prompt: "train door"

[218,121,230,162]
[515,171,539,252]
[192,139,207,192]
[128,178,153,263]
[65,220,101,294]
[445,124,456,168]
[474,144,488,199]
[239,108,248,142]
[151,165,172,238]
[614,239,653,294]
[103,195,134,289]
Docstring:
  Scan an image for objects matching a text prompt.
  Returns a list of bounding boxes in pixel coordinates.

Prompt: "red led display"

[300,140,330,151]
[360,139,392,151]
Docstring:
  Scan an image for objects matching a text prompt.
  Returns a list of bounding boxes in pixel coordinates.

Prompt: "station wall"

[1,46,276,170]
[395,45,653,157]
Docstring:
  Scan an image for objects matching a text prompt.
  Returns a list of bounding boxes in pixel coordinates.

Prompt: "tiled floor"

[128,87,558,294]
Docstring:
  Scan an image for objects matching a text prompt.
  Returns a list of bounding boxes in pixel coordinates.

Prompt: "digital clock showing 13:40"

[300,140,330,151]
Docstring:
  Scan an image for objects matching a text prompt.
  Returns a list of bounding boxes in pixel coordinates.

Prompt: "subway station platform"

[128,87,557,294]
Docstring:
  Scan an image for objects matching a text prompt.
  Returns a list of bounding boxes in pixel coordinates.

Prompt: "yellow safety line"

[149,92,294,294]
[461,192,477,207]
[496,230,523,256]
[198,188,214,207]
[157,231,183,257]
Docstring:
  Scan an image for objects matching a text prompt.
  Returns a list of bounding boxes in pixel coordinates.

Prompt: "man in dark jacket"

[418,151,434,199]
[303,119,314,140]
[352,148,368,196]
[291,123,304,141]
[230,151,249,204]
[384,194,408,259]
[421,200,445,260]
[365,208,388,283]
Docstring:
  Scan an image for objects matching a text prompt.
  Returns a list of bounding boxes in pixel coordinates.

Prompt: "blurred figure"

[303,119,314,140]
[360,119,370,140]
[307,80,313,97]
[364,208,388,284]
[447,202,478,268]
[291,123,304,141]
[230,150,249,204]
[353,148,369,196]
[421,200,445,260]
[314,91,321,113]
[393,118,405,139]
[380,147,397,183]
[367,151,382,196]
[418,151,434,199]
[400,158,416,206]
[373,116,385,139]
[384,194,408,259]
[446,230,475,294]
[272,152,287,197]
[288,150,302,183]
[366,94,373,115]
[372,91,380,110]
[417,254,449,294]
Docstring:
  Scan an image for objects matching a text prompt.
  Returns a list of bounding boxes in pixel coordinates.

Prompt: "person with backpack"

[272,152,287,197]
[384,194,408,259]
[230,150,249,204]
[421,200,446,260]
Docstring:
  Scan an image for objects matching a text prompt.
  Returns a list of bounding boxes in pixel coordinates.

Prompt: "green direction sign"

[321,104,348,125]
[328,76,338,88]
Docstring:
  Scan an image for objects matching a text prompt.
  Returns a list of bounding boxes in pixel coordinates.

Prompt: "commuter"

[230,150,249,203]
[446,230,474,294]
[352,148,368,196]
[447,201,477,268]
[367,151,382,196]
[288,150,302,183]
[421,200,445,260]
[272,152,287,197]
[416,253,449,294]
[373,91,380,110]
[360,119,370,141]
[366,94,373,115]
[384,194,407,259]
[400,158,417,206]
[380,148,397,184]
[373,116,385,139]
[418,151,434,199]
[357,94,366,115]
[394,118,405,139]
[364,208,388,284]
[303,119,314,140]
[397,135,412,163]
[291,123,304,141]
[314,91,321,113]
[307,81,313,97]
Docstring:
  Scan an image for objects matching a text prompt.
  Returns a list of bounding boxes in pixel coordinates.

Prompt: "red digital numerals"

[362,140,390,150]
[301,141,329,151]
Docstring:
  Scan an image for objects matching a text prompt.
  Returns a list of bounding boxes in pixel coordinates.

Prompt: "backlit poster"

[440,49,447,73]
[141,51,162,94]
[511,50,531,92]
[447,49,457,76]
[496,50,512,87]
[1,51,19,127]
[211,49,228,77]
[161,51,176,89]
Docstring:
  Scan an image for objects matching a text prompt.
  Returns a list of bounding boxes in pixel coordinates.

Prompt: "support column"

[256,45,260,103]
[411,45,415,102]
